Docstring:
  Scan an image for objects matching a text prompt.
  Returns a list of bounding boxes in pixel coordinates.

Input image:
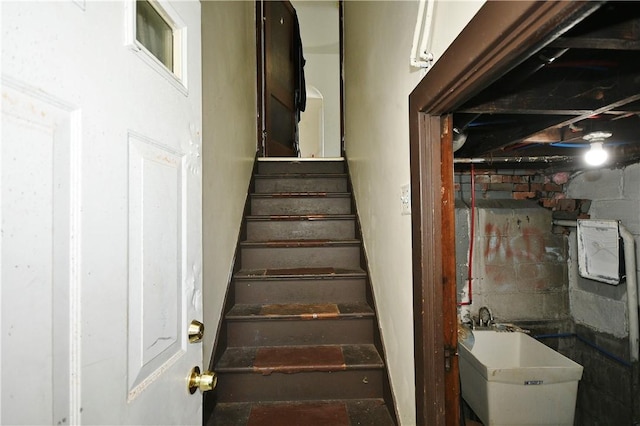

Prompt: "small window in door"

[126,0,187,93]
[136,0,174,71]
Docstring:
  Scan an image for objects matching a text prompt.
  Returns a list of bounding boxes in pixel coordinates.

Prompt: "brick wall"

[454,168,590,218]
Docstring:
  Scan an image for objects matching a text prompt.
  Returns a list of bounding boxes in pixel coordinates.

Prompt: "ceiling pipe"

[454,155,575,164]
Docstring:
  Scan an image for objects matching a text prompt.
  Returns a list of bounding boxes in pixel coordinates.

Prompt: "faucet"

[478,306,494,327]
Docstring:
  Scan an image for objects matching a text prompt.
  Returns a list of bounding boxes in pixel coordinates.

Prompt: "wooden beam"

[458,94,640,156]
[459,70,640,115]
[552,36,640,50]
[456,115,572,157]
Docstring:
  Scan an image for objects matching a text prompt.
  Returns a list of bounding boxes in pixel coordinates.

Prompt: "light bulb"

[584,141,608,166]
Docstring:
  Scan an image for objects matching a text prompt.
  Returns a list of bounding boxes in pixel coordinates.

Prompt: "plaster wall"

[566,164,640,338]
[292,1,341,157]
[343,1,483,423]
[202,0,257,361]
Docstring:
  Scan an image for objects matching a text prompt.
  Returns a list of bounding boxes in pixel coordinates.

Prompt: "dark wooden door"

[263,0,298,157]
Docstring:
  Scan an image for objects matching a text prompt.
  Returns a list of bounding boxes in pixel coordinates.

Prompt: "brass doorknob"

[188,366,217,394]
[188,320,204,343]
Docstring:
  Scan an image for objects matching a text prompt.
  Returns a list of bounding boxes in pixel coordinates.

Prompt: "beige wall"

[343,1,483,423]
[201,1,257,362]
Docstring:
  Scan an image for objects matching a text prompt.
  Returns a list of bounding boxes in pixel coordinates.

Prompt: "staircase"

[207,158,396,426]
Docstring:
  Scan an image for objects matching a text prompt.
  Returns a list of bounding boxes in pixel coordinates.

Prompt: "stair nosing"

[255,173,348,178]
[251,192,351,198]
[240,239,360,247]
[233,268,366,280]
[245,214,356,221]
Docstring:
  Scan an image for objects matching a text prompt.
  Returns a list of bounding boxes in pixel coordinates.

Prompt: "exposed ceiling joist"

[458,70,640,116]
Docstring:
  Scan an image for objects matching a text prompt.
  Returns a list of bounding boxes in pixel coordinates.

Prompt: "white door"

[1,1,204,424]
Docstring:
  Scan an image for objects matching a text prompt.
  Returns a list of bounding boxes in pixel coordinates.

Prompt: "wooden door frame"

[256,0,265,156]
[408,2,599,425]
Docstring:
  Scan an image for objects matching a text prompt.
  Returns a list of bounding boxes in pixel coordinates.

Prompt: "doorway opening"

[298,85,324,158]
[257,0,342,158]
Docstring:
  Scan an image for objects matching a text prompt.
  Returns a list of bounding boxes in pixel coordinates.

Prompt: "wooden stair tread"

[209,399,394,426]
[234,267,366,279]
[216,344,383,374]
[226,302,374,320]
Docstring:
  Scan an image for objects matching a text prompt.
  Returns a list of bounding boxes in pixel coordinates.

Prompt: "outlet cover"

[401,184,411,215]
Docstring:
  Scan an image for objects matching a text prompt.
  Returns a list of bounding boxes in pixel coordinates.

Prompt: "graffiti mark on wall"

[484,223,545,264]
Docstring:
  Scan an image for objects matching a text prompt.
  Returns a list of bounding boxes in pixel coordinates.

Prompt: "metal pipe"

[410,0,433,69]
[454,155,574,164]
[418,0,435,62]
[620,224,639,362]
[459,164,475,306]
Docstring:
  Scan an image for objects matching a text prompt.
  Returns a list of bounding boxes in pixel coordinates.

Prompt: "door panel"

[1,2,203,424]
[264,0,298,157]
[1,80,77,426]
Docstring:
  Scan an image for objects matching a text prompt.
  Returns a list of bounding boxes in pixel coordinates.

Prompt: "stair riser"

[246,219,355,241]
[215,370,384,403]
[227,318,375,347]
[233,278,367,304]
[251,196,352,215]
[240,245,361,270]
[255,177,348,193]
[258,161,345,175]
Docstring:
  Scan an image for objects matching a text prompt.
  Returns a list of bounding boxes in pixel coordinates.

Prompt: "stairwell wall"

[343,1,484,424]
[202,1,257,362]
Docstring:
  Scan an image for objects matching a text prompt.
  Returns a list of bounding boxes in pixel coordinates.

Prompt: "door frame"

[408,2,599,425]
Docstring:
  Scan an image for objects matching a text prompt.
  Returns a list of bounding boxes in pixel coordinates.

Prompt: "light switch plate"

[401,184,411,215]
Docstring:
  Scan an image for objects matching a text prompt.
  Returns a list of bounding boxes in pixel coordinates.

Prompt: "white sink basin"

[459,330,583,425]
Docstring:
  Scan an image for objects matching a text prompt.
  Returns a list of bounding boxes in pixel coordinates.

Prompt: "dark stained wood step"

[254,174,348,193]
[257,159,345,175]
[227,302,373,320]
[217,344,383,373]
[214,345,385,402]
[250,193,352,215]
[208,399,395,426]
[239,240,361,270]
[224,303,376,347]
[245,214,356,241]
[232,268,368,304]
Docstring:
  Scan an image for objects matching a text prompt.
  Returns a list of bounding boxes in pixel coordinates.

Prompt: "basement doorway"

[408,2,604,425]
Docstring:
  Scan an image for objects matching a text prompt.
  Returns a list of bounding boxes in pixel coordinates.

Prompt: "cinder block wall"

[454,168,573,324]
[565,164,640,424]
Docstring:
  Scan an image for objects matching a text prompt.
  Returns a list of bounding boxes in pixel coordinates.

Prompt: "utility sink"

[459,330,583,426]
